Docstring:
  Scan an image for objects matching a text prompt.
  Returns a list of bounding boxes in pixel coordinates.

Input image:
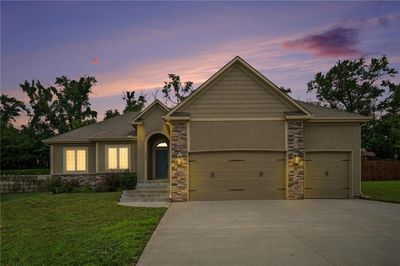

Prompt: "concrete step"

[137,179,169,183]
[120,196,170,203]
[124,189,169,194]
[122,193,168,198]
[136,185,169,190]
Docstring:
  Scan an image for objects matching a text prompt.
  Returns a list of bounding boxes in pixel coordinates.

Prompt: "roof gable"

[132,100,169,123]
[165,56,311,119]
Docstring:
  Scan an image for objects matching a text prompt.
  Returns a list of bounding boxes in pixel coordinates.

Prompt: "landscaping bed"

[1,192,166,265]
[361,180,400,203]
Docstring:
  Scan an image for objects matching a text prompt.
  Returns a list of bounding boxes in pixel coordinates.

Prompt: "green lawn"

[1,168,50,175]
[1,192,166,265]
[362,181,400,203]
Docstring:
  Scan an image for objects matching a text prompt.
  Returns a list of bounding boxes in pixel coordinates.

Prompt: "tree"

[20,76,98,134]
[123,91,146,113]
[307,56,400,159]
[162,74,194,105]
[0,94,25,127]
[104,109,120,120]
[279,86,292,94]
[307,56,397,118]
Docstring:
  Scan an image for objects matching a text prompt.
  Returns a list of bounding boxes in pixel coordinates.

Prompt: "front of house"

[44,56,369,201]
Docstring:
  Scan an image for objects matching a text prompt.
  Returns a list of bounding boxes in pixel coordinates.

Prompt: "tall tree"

[123,91,146,113]
[307,56,399,159]
[307,56,397,118]
[20,76,98,134]
[162,74,194,105]
[0,95,25,127]
[104,109,120,120]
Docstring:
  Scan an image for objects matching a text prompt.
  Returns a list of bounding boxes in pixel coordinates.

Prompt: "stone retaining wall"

[1,172,135,193]
[0,175,50,193]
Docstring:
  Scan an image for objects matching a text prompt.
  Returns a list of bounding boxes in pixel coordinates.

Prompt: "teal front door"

[155,149,168,179]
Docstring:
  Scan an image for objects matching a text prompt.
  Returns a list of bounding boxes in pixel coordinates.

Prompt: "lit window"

[106,145,129,170]
[65,148,87,172]
[119,148,129,169]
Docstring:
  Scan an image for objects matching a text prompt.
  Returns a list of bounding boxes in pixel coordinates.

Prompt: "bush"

[45,177,80,194]
[45,172,137,193]
[95,172,137,192]
[119,172,136,190]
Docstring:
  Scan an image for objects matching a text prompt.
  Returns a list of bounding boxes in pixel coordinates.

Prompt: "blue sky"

[2,1,400,122]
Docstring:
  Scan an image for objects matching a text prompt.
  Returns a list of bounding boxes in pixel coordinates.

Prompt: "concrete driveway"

[138,200,400,266]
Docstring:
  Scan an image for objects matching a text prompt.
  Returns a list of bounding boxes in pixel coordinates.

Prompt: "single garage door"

[189,151,285,201]
[305,152,350,199]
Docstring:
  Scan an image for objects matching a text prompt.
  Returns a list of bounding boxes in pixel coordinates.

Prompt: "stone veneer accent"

[287,121,305,199]
[170,122,188,201]
[53,172,132,188]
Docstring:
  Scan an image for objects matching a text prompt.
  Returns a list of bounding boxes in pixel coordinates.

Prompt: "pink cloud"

[283,26,361,57]
[90,57,100,65]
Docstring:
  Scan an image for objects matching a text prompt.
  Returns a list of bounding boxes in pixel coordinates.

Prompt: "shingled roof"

[43,111,139,143]
[296,100,369,120]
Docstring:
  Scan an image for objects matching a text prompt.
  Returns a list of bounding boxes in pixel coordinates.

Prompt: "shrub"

[45,177,80,194]
[45,172,137,193]
[119,172,137,190]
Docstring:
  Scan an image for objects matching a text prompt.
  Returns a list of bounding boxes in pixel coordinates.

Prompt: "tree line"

[1,56,399,170]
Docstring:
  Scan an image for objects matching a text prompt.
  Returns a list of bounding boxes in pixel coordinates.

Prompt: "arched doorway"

[147,133,169,179]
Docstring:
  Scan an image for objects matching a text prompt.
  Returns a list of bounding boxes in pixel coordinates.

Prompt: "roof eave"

[42,140,92,144]
[308,117,370,123]
[89,136,137,141]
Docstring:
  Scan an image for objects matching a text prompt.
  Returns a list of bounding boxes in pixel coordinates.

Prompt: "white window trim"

[63,147,89,174]
[105,144,131,172]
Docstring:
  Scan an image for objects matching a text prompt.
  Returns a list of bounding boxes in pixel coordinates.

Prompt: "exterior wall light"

[176,152,183,166]
[294,155,300,165]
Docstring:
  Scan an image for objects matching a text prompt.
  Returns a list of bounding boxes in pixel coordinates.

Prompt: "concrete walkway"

[138,199,400,266]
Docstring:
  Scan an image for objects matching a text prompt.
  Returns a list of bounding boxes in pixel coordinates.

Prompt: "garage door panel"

[190,188,285,201]
[305,152,350,199]
[189,151,285,200]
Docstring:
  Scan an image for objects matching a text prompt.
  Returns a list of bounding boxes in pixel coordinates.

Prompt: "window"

[106,145,130,170]
[64,148,87,172]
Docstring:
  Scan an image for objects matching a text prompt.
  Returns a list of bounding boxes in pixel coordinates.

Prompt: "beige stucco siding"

[190,121,286,151]
[51,143,96,174]
[304,123,361,196]
[96,141,136,173]
[180,66,295,118]
[136,105,169,180]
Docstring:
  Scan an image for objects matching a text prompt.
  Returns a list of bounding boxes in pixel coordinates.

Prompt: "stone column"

[287,121,304,199]
[170,122,188,201]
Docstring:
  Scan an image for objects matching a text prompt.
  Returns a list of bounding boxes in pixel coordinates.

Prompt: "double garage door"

[189,151,350,201]
[189,151,285,201]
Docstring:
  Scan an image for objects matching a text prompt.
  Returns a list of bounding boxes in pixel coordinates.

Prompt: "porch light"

[293,155,300,165]
[176,152,183,166]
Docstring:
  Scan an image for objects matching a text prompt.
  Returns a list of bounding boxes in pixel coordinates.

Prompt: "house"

[43,56,369,201]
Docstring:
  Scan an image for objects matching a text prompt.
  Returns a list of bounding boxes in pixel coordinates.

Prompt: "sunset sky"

[2,1,400,123]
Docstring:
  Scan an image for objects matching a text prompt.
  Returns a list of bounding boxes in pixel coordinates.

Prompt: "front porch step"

[125,189,169,194]
[120,180,170,204]
[120,196,170,203]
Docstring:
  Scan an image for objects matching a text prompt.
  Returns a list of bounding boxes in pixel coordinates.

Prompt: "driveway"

[138,200,400,266]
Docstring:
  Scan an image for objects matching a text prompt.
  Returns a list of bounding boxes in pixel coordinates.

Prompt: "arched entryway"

[147,133,169,179]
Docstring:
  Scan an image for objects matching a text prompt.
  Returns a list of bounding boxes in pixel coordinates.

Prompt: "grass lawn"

[1,168,50,175]
[362,180,400,203]
[1,192,166,265]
